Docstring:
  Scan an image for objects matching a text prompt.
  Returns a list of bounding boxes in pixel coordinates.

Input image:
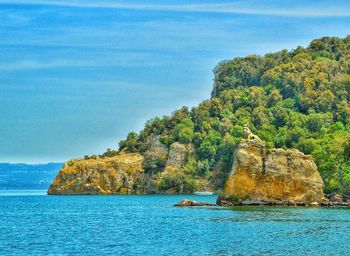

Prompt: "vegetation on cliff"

[115,36,350,195]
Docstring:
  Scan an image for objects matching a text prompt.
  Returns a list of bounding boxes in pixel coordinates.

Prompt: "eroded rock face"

[47,140,199,195]
[48,153,148,195]
[147,135,168,156]
[166,142,192,169]
[220,135,326,204]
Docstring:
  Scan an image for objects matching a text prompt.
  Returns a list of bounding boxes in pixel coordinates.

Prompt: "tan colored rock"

[47,153,145,195]
[310,201,319,207]
[147,134,168,156]
[221,134,325,204]
[166,142,192,169]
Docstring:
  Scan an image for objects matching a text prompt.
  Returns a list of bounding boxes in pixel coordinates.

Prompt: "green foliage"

[183,158,210,177]
[100,148,118,158]
[173,118,194,144]
[115,36,350,195]
[119,132,140,152]
[198,131,222,162]
[305,112,331,133]
[143,151,167,174]
[297,138,319,155]
[157,172,197,193]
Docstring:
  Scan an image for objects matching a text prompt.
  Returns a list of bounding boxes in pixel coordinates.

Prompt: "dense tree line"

[116,36,350,195]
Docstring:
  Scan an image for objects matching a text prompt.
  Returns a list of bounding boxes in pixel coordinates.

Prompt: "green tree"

[173,118,194,143]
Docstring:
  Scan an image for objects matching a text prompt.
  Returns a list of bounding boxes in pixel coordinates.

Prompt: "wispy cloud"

[0,11,32,26]
[0,0,350,17]
[0,50,194,70]
[0,60,95,71]
[1,0,350,162]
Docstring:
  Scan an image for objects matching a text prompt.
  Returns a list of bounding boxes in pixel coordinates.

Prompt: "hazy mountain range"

[0,163,62,190]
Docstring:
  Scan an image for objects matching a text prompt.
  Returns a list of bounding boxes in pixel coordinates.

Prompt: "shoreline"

[175,199,350,208]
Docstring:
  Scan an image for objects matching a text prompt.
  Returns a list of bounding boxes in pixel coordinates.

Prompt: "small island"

[49,36,350,206]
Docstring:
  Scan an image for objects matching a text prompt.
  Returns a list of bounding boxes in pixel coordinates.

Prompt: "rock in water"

[219,130,325,205]
[174,199,217,207]
[48,153,146,195]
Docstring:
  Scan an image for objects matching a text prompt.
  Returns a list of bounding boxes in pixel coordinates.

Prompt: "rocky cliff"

[48,153,149,194]
[166,142,193,169]
[48,137,201,194]
[218,127,326,205]
[48,125,327,200]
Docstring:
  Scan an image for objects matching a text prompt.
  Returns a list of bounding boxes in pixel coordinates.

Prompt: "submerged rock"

[174,199,217,207]
[218,129,326,205]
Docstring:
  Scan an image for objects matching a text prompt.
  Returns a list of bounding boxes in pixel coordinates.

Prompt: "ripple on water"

[0,194,350,255]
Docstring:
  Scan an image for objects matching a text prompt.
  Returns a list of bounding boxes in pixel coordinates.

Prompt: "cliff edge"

[48,137,210,195]
[48,153,146,194]
[218,126,326,205]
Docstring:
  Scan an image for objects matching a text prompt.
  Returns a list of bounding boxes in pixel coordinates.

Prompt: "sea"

[1,190,350,255]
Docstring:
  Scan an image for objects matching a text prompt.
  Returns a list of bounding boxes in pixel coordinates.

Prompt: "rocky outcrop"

[147,135,168,156]
[323,193,350,206]
[218,128,326,205]
[326,192,343,202]
[166,142,192,169]
[48,126,330,202]
[48,153,149,194]
[174,199,217,207]
[47,139,200,195]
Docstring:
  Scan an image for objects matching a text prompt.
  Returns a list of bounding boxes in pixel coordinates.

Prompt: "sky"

[0,0,350,163]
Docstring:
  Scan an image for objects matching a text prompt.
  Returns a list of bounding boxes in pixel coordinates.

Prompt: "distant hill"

[0,163,63,190]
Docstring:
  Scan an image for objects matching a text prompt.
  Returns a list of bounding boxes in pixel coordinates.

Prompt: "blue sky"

[0,0,350,163]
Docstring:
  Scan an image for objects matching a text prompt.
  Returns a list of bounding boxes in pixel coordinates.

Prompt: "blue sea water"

[1,191,350,256]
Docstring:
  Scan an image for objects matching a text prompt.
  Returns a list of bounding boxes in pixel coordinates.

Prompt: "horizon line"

[0,162,64,165]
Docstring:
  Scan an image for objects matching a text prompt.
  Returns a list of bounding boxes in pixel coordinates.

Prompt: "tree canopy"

[116,36,350,195]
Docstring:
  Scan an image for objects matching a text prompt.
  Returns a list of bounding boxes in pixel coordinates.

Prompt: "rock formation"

[48,127,328,204]
[174,199,217,207]
[147,135,168,156]
[48,153,148,195]
[47,138,198,195]
[166,142,192,169]
[218,128,326,205]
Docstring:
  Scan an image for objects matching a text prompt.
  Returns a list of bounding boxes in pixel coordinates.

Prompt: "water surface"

[1,191,349,255]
